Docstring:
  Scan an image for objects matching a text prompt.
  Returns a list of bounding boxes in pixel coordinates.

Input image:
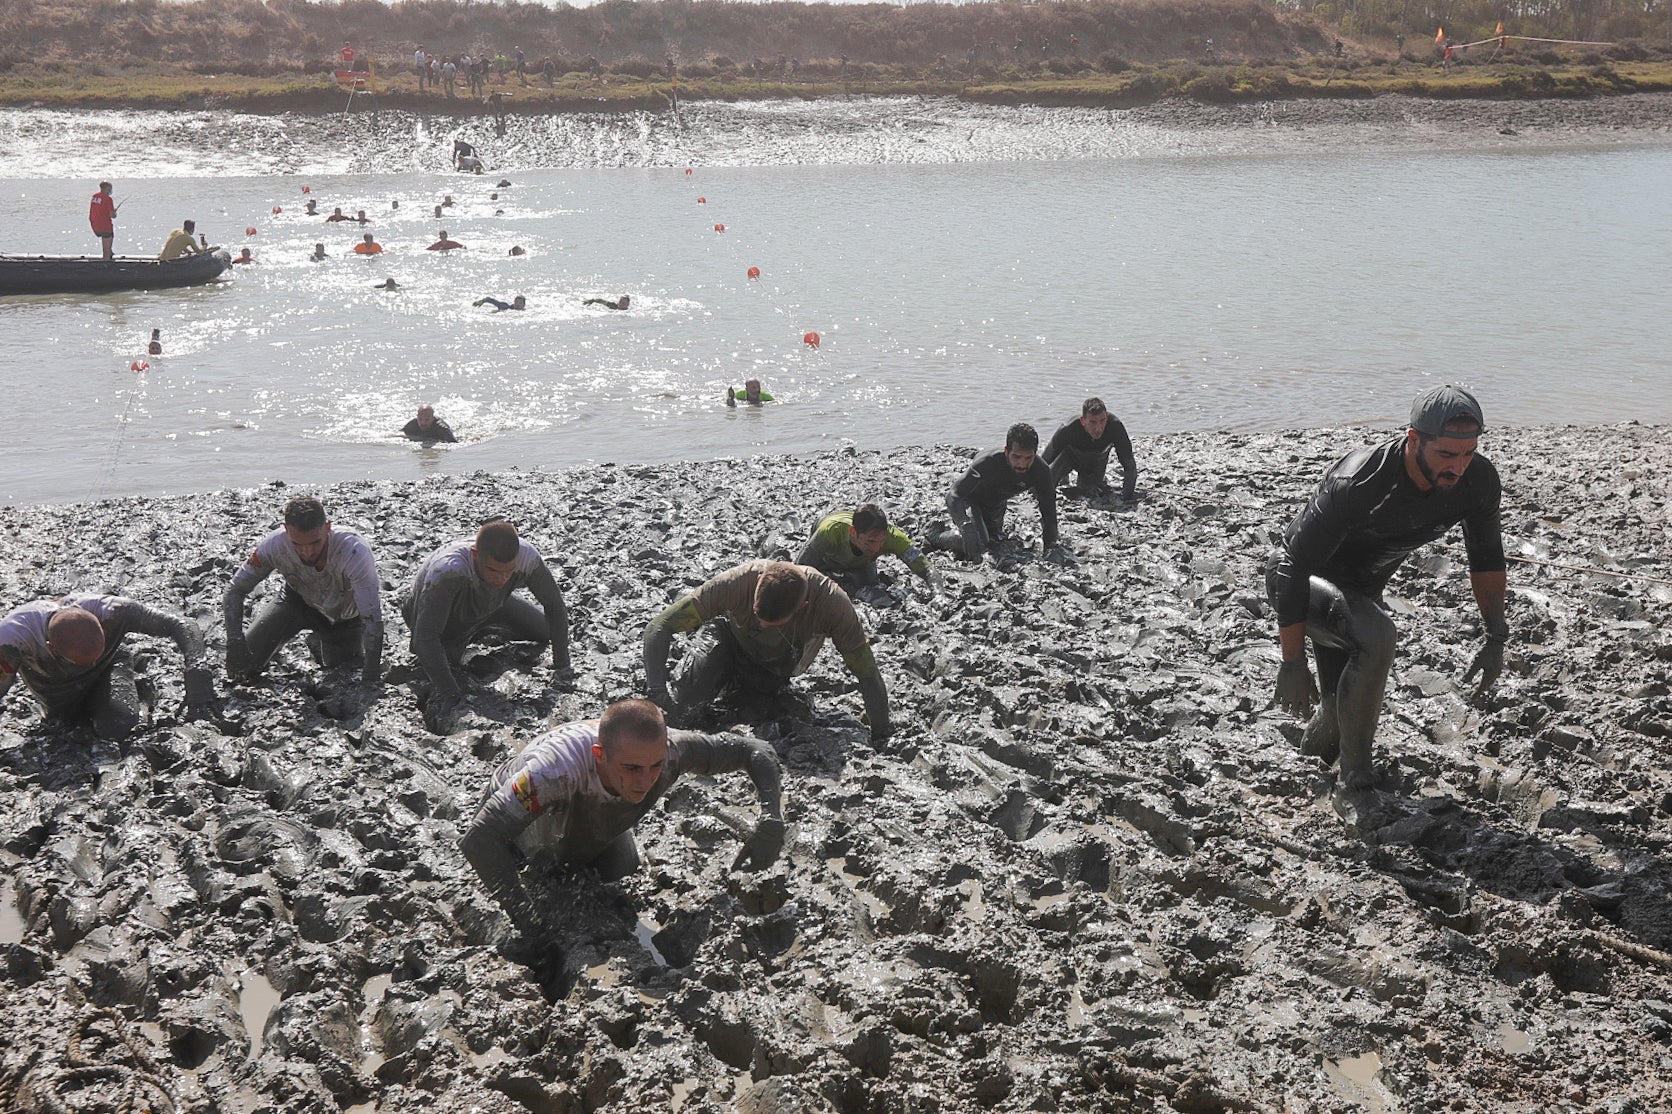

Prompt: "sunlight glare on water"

[2,137,1669,504]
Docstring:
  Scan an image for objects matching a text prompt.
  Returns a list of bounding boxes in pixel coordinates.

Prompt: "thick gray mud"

[4,93,1672,179]
[2,424,1671,1112]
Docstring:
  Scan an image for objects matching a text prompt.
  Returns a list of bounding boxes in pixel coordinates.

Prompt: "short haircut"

[852,503,888,535]
[753,562,809,623]
[598,698,667,755]
[283,496,327,532]
[1005,422,1039,453]
[46,607,105,657]
[476,519,521,562]
[1082,397,1107,416]
[99,180,112,190]
[183,219,195,233]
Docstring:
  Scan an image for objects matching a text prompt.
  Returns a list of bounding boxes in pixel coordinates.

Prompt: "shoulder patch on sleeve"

[511,771,542,815]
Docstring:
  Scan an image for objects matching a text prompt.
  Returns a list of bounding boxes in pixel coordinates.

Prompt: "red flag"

[1435,26,1445,43]
[1495,20,1505,35]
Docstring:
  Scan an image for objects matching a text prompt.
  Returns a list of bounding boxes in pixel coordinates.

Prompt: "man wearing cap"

[1266,385,1508,790]
[1041,397,1138,500]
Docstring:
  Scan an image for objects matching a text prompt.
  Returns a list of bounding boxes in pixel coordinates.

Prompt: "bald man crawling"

[0,594,219,738]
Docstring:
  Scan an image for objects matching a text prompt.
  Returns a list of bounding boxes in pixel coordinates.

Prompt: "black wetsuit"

[1265,434,1504,780]
[946,449,1058,555]
[1042,416,1137,496]
[402,419,457,443]
[475,297,523,312]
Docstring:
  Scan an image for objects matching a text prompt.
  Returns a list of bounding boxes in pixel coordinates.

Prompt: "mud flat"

[5,92,1672,180]
[2,423,1670,1112]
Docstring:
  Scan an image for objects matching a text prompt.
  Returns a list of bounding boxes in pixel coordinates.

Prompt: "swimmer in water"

[376,278,400,290]
[147,329,162,356]
[473,295,526,311]
[325,207,349,222]
[304,199,319,216]
[432,204,443,218]
[427,231,465,252]
[391,200,400,210]
[353,209,371,224]
[725,378,774,406]
[402,403,455,442]
[496,178,511,188]
[354,233,383,255]
[233,247,254,264]
[582,295,630,311]
[310,243,328,261]
[442,195,455,208]
[508,245,526,256]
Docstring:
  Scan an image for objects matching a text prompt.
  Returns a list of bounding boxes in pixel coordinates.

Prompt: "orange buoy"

[714,223,725,233]
[684,168,693,175]
[271,206,282,214]
[245,226,258,236]
[302,185,312,193]
[747,266,760,279]
[697,197,706,204]
[803,331,821,349]
[130,360,149,371]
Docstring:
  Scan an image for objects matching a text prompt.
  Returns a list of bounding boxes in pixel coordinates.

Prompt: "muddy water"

[3,105,1671,505]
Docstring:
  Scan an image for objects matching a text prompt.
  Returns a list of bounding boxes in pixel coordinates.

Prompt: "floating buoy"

[747,266,760,279]
[245,226,258,236]
[697,197,706,204]
[271,206,282,214]
[302,185,312,193]
[803,331,820,349]
[130,360,149,372]
[684,168,693,175]
[713,223,725,233]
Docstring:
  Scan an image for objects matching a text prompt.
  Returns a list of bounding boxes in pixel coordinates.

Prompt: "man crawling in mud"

[460,698,784,939]
[1267,384,1508,790]
[1041,396,1139,501]
[404,519,570,733]
[642,560,892,743]
[929,421,1073,565]
[0,594,219,738]
[797,502,937,606]
[223,496,383,701]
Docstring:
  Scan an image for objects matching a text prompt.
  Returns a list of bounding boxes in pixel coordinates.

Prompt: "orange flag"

[1435,26,1445,43]
[1495,20,1505,35]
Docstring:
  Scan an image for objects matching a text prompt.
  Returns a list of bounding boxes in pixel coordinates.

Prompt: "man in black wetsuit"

[1267,385,1508,790]
[473,295,526,312]
[403,405,456,443]
[930,423,1069,563]
[1042,397,1138,500]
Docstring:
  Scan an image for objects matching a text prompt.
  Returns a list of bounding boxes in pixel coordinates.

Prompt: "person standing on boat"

[89,181,116,260]
[159,219,203,261]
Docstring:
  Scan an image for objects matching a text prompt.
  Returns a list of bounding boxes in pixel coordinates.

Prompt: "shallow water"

[2,107,1669,505]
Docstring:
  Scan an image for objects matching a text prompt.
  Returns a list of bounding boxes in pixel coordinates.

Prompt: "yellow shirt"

[159,229,201,261]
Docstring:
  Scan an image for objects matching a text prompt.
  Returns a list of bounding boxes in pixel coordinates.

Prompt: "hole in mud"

[0,883,24,945]
[169,1026,218,1069]
[1324,1051,1388,1112]
[697,1017,755,1071]
[358,973,393,1077]
[237,968,280,1059]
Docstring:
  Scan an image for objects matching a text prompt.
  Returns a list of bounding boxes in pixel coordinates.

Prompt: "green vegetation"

[0,0,1667,113]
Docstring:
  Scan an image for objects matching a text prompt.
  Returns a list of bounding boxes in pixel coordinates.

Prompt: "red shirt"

[340,46,356,65]
[89,191,115,235]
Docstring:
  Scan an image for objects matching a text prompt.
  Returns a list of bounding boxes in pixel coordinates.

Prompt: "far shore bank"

[6,58,1672,115]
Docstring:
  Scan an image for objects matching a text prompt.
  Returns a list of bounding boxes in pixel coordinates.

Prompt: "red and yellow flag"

[1435,26,1445,43]
[1495,20,1505,35]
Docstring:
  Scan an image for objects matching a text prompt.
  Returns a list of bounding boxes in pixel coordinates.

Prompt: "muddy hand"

[1272,660,1317,718]
[732,817,785,871]
[1463,638,1504,701]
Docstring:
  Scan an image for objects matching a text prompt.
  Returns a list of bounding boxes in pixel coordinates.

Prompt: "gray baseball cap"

[1410,385,1485,436]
